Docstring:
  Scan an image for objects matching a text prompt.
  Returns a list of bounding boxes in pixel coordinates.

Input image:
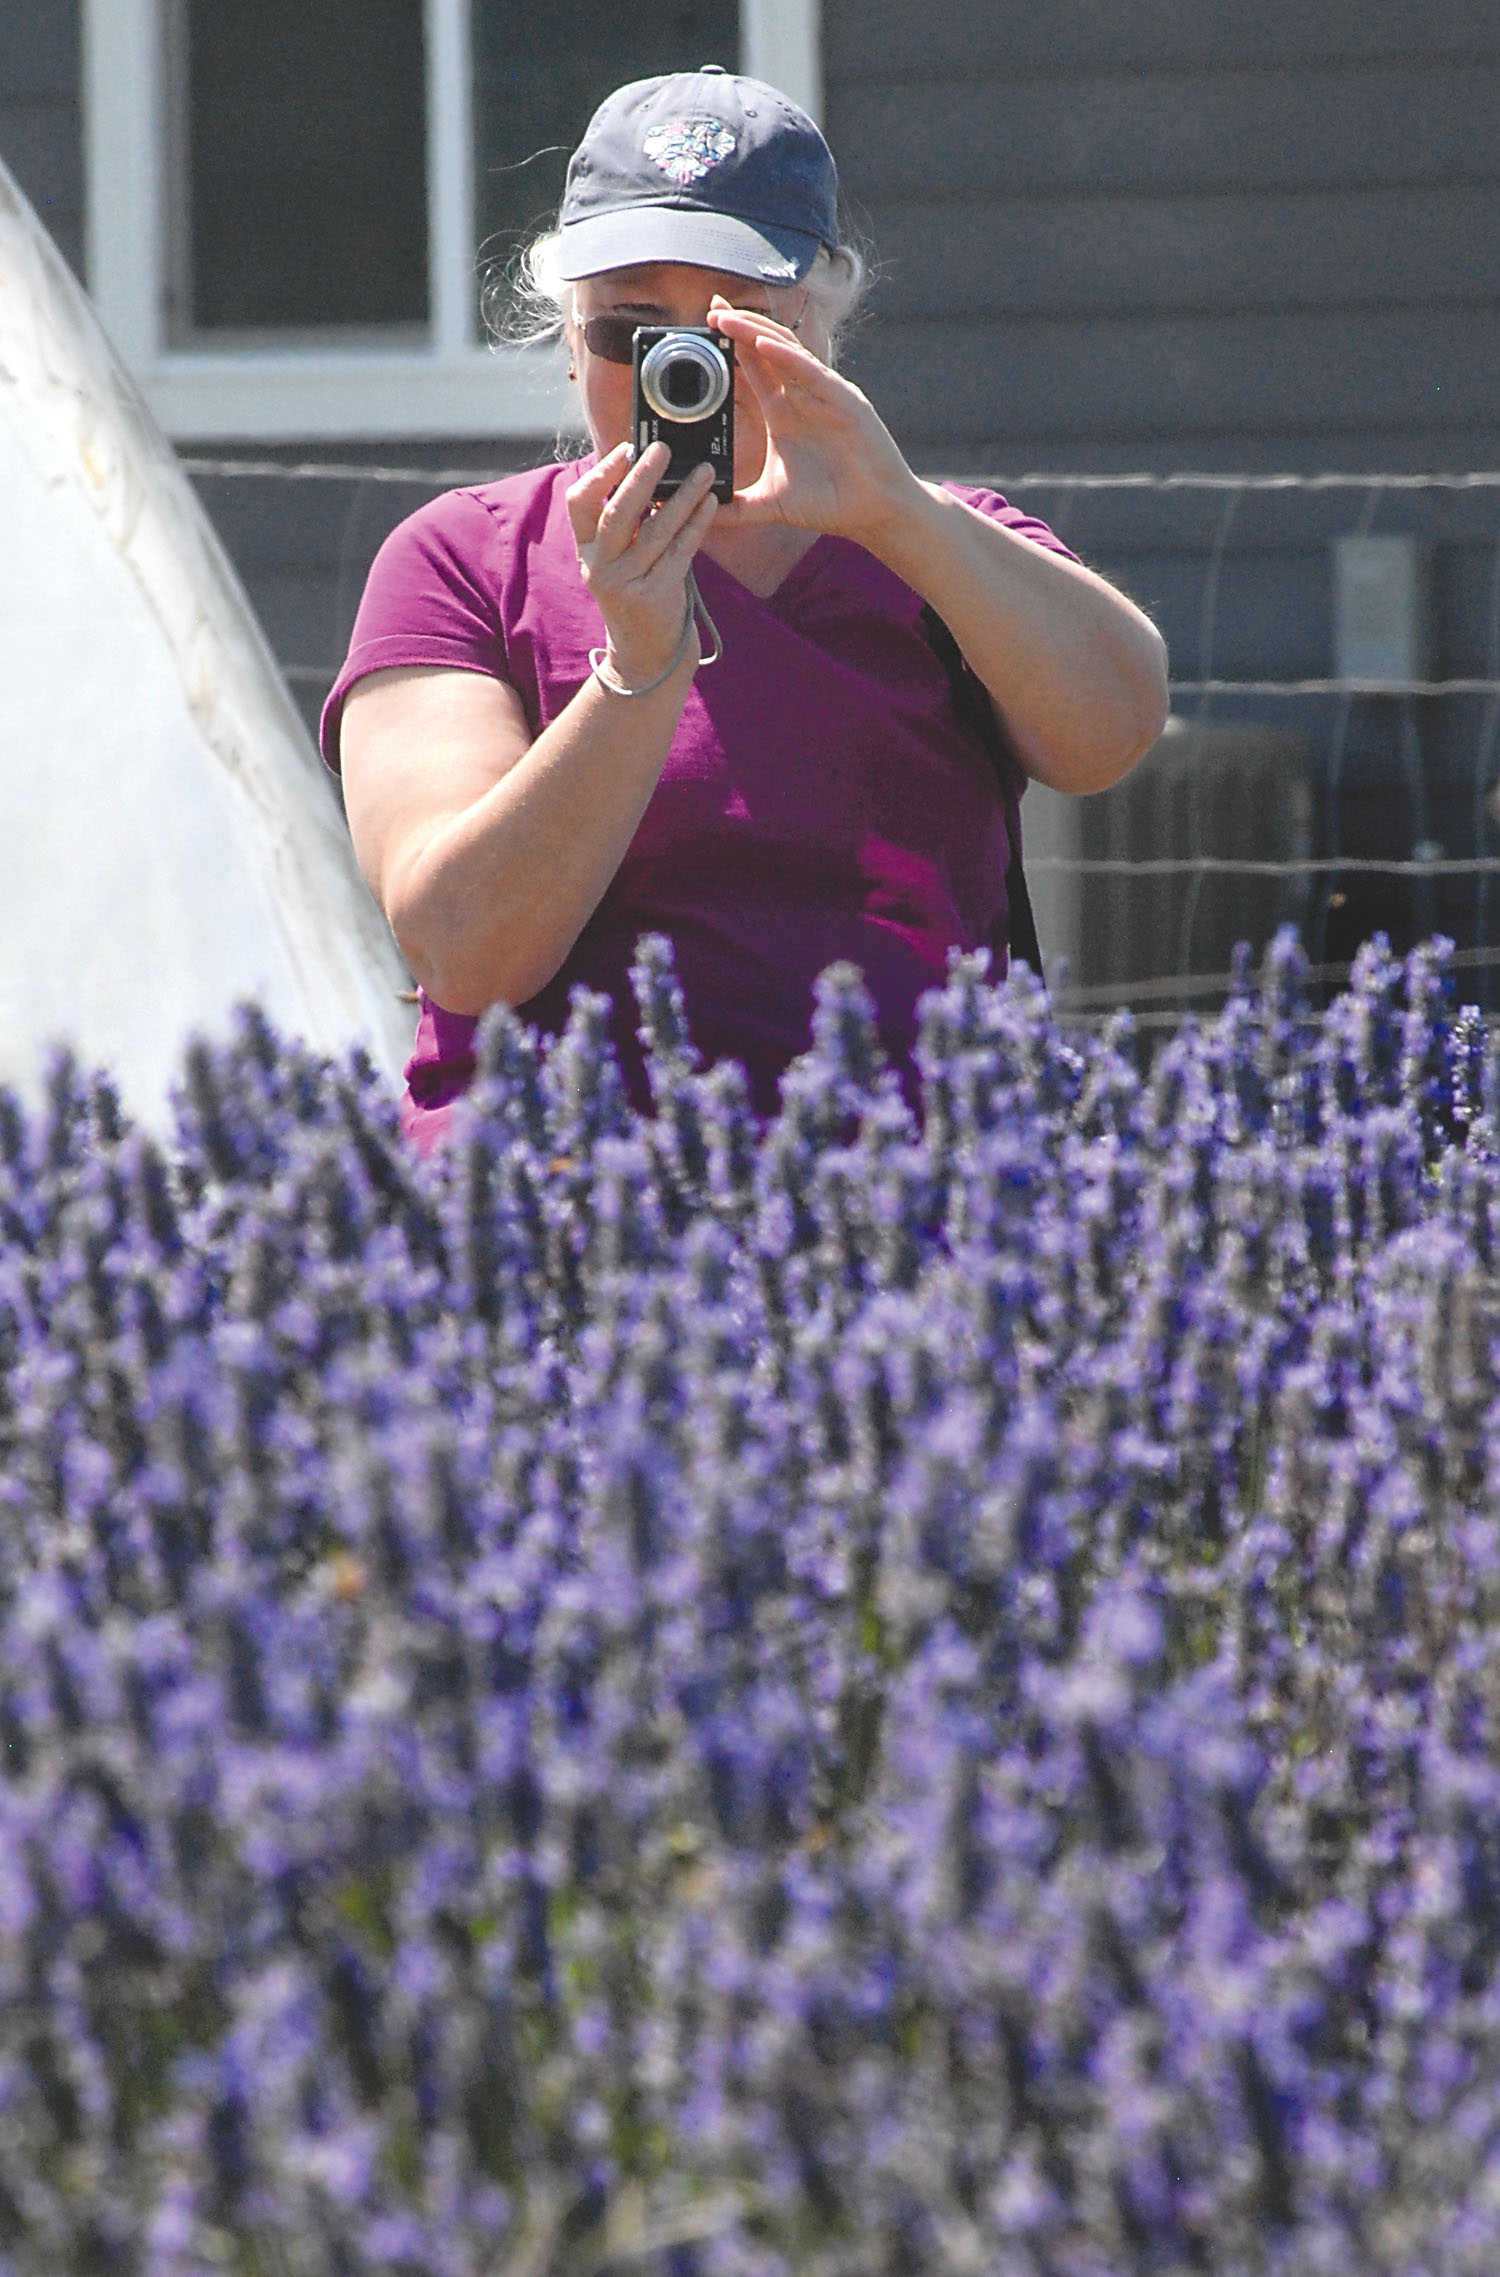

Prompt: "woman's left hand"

[707,296,918,549]
[711,296,1169,797]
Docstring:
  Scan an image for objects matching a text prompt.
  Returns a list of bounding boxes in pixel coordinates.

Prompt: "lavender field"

[2,932,1499,2276]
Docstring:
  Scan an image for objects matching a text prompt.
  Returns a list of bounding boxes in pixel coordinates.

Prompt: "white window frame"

[81,0,822,443]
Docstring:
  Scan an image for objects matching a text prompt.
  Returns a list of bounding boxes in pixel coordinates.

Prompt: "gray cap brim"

[556,205,823,285]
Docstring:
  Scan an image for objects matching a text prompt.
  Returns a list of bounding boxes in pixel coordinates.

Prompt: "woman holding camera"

[322,67,1168,1146]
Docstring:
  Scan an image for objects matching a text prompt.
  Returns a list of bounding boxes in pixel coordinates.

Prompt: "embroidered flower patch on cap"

[642,118,737,187]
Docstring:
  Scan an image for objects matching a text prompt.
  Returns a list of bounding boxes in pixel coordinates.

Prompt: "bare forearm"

[346,448,721,1014]
[390,655,696,1012]
[864,477,1169,793]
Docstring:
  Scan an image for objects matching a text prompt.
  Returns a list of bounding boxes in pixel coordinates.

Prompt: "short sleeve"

[319,489,514,772]
[940,482,1080,565]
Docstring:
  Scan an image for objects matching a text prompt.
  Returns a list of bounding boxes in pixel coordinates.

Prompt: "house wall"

[823,0,1500,976]
[827,0,1500,474]
[184,439,543,743]
[824,0,1500,703]
[0,2,84,282]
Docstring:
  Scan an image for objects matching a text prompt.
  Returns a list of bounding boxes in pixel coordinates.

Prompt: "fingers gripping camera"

[632,327,735,504]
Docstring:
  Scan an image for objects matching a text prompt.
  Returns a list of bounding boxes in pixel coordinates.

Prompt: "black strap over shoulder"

[919,604,1045,984]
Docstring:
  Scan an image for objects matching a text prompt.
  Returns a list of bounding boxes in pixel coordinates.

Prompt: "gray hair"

[484,228,873,364]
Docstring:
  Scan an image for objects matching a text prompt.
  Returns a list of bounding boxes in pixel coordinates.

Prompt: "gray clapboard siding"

[1000,485,1500,555]
[819,5,1500,994]
[859,307,1500,454]
[944,428,1500,479]
[825,0,1500,81]
[0,101,80,215]
[1117,538,1500,683]
[0,2,83,279]
[1439,547,1500,674]
[872,186,1500,319]
[187,441,540,740]
[1077,553,1335,680]
[239,568,363,694]
[831,62,1500,201]
[1095,539,1500,681]
[0,4,78,90]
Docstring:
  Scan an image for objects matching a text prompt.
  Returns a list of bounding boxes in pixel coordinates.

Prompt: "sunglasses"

[578,306,805,367]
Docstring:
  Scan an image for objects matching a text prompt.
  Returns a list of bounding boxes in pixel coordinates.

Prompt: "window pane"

[185,0,428,333]
[473,1,739,279]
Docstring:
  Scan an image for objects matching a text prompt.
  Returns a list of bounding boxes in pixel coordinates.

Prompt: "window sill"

[135,343,584,445]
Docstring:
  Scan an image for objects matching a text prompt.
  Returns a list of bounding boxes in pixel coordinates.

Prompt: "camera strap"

[919,605,1045,985]
[588,570,723,698]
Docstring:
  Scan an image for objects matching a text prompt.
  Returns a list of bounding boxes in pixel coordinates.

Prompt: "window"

[172,0,430,340]
[82,0,822,442]
[473,0,740,277]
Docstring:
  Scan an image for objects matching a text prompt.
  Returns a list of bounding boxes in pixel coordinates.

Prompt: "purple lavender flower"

[0,929,1498,2271]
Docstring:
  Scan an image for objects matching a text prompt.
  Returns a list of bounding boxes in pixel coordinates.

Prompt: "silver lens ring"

[639,332,730,424]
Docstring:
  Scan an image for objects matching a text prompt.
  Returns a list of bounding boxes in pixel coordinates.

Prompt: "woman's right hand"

[566,442,718,688]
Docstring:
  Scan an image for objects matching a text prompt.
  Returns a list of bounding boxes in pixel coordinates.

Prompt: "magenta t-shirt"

[321,457,1074,1145]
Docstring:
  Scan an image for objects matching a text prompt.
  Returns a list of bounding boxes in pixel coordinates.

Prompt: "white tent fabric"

[0,156,413,1118]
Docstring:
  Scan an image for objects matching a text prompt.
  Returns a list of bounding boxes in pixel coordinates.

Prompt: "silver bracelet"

[588,569,724,698]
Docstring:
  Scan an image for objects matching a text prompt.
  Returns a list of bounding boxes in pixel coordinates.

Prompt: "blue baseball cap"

[556,67,838,285]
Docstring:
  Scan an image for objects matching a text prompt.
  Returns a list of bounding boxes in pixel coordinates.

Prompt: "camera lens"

[664,360,707,411]
[639,332,730,424]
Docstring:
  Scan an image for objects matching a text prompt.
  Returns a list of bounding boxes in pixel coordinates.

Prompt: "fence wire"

[181,456,1500,1018]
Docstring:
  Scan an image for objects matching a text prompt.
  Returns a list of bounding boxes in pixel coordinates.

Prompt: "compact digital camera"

[631,326,735,504]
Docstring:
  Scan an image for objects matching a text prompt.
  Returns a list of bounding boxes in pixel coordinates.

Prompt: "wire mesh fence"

[181,455,1500,1022]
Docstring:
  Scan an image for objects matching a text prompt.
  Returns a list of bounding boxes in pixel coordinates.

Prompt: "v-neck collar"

[557,454,837,609]
[695,530,837,610]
